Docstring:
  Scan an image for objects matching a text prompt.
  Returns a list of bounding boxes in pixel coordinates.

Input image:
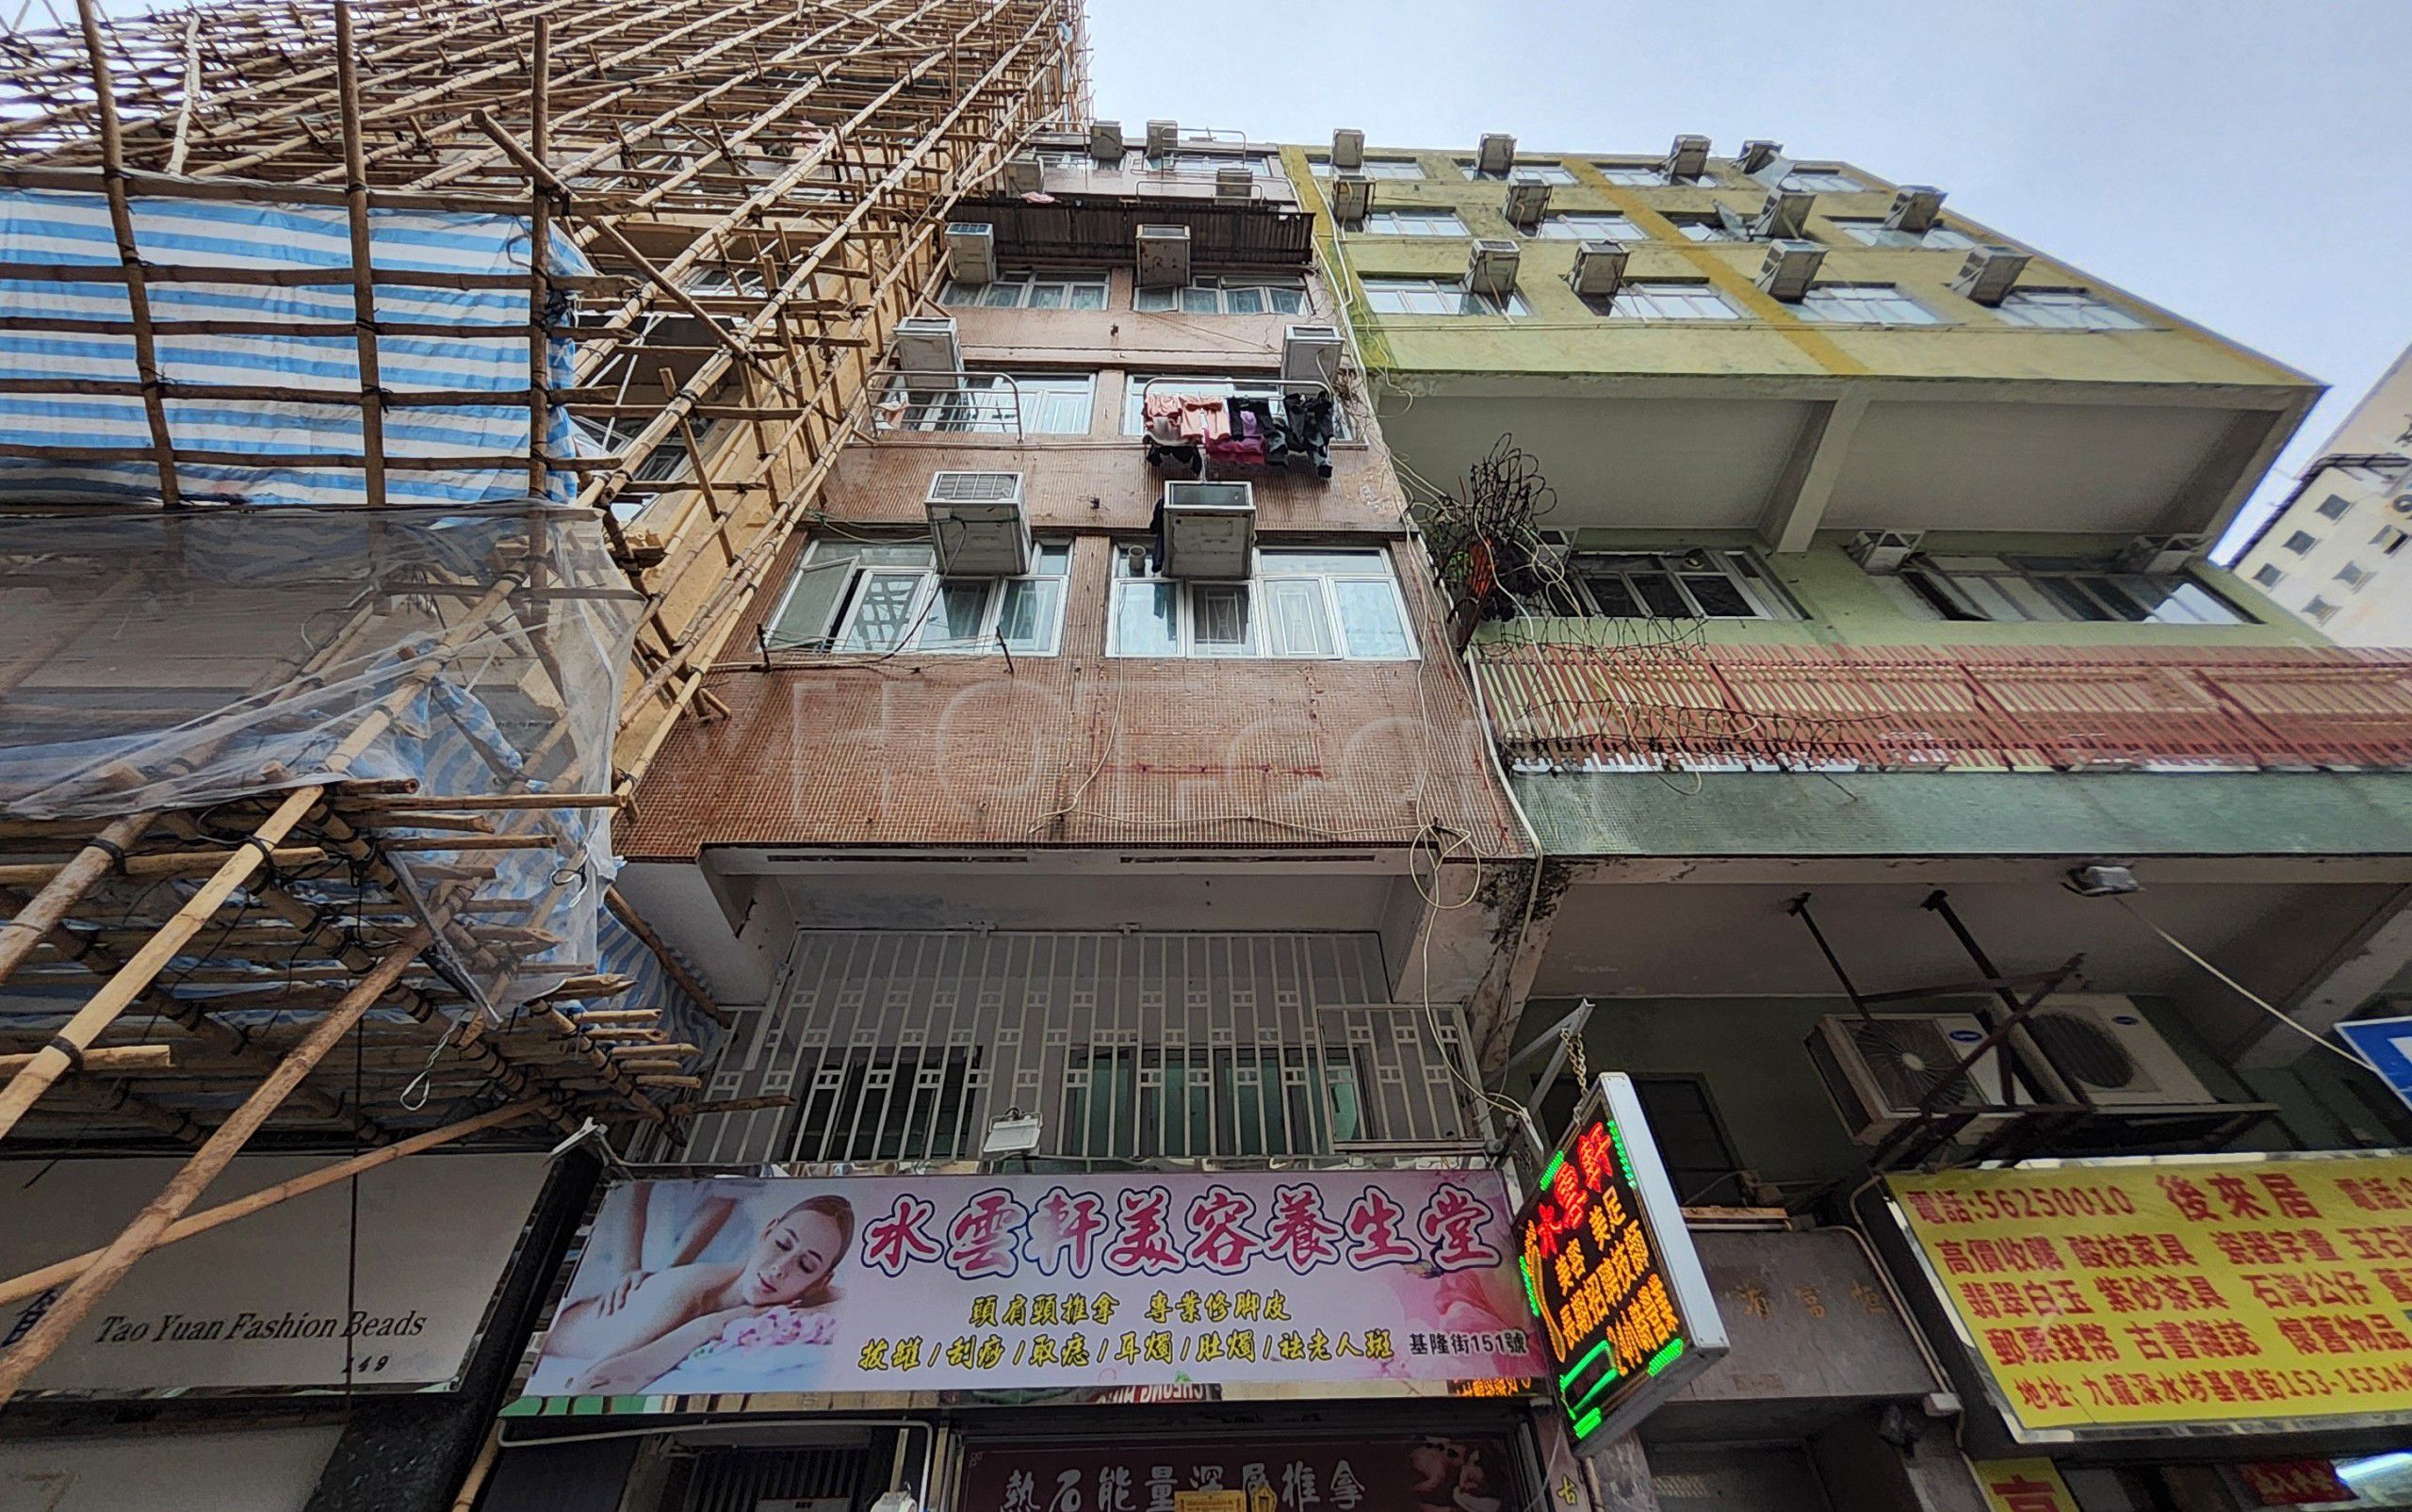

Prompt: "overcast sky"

[1091,0,2412,552]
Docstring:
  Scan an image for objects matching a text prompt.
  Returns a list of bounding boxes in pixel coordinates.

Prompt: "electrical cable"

[2110,895,2383,1074]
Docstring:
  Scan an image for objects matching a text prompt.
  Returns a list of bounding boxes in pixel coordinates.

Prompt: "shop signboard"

[961,1434,1521,1512]
[1888,1153,2412,1439]
[512,1169,1542,1411]
[1969,1459,2081,1512]
[1511,1073,1728,1453]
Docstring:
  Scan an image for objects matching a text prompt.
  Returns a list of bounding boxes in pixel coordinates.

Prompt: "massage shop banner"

[513,1170,1544,1410]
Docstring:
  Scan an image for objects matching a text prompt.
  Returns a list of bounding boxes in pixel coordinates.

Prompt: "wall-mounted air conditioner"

[944,222,996,285]
[1885,186,1946,233]
[1504,173,1552,230]
[2021,996,2217,1110]
[1161,480,1255,578]
[1146,119,1178,158]
[890,317,961,391]
[1806,1013,2035,1146]
[1568,240,1628,297]
[2117,534,2205,575]
[1847,529,1925,575]
[1736,139,1784,174]
[1755,239,1824,301]
[1467,239,1521,299]
[1089,120,1123,164]
[1328,171,1373,227]
[1282,324,1343,388]
[1476,132,1516,175]
[1330,128,1365,171]
[1751,189,1815,240]
[925,471,1031,577]
[1952,246,2030,306]
[1664,133,1710,181]
[1000,156,1043,196]
[1214,164,1253,203]
[1134,223,1191,289]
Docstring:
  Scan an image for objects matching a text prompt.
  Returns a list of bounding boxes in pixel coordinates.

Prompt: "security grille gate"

[670,931,1490,1167]
[678,1442,872,1512]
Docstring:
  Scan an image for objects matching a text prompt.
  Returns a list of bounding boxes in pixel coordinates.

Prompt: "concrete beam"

[1756,390,1868,553]
[2236,883,2412,1068]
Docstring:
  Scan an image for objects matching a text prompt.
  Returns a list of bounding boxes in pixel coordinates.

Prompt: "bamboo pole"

[0,812,152,990]
[332,0,388,508]
[0,1045,171,1077]
[0,1096,538,1311]
[604,885,729,1028]
[0,926,432,1405]
[0,843,325,887]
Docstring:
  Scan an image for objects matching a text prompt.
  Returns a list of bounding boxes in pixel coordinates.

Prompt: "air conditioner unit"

[1282,324,1344,388]
[1134,223,1191,289]
[1330,128,1365,171]
[1736,139,1784,174]
[1160,480,1256,579]
[1848,528,1925,575]
[1146,119,1178,158]
[1885,186,1946,234]
[1089,120,1123,164]
[1503,172,1552,230]
[2021,996,2216,1110]
[944,222,996,285]
[1952,246,2030,306]
[890,317,961,391]
[1755,238,1825,301]
[925,471,1031,577]
[2117,534,2205,575]
[1476,132,1516,175]
[1000,155,1043,196]
[1568,239,1628,297]
[1806,1013,2035,1146]
[1664,133,1710,181]
[1328,171,1373,227]
[1467,238,1521,299]
[1752,189,1815,240]
[1214,164,1253,202]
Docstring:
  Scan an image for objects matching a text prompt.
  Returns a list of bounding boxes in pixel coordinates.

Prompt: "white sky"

[1090,0,2412,552]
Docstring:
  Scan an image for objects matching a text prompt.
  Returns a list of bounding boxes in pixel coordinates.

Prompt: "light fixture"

[2066,863,2141,898]
[982,1108,1043,1157]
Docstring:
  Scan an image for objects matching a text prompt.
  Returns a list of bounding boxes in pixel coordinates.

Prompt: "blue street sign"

[2337,1016,2412,1111]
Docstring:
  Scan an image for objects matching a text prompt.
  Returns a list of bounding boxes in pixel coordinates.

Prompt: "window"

[1782,166,1865,192]
[2379,528,2411,558]
[1133,274,1308,316]
[1594,162,1713,187]
[1994,288,2146,331]
[1461,161,1576,184]
[1359,277,1527,317]
[2339,562,2373,590]
[1795,284,1941,325]
[765,539,1071,655]
[1122,376,1347,439]
[1831,219,1976,250]
[1561,550,1796,620]
[1632,1078,1746,1206]
[2306,596,2340,625]
[679,265,771,297]
[1899,555,2246,626]
[2282,531,2319,555]
[1668,216,1744,242]
[570,414,720,523]
[938,268,1110,310]
[2252,563,2285,589]
[882,372,1094,434]
[2316,493,2355,521]
[1109,547,1417,660]
[1534,211,1646,241]
[1308,156,1424,179]
[1067,1047,1364,1160]
[1585,281,1743,322]
[1361,207,1468,237]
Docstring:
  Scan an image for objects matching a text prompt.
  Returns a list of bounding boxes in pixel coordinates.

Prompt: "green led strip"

[1540,1149,1566,1188]
[1569,1362,1623,1411]
[1605,1119,1638,1185]
[1556,1338,1613,1390]
[1519,1253,1540,1314]
[1645,1339,1686,1376]
[1571,1406,1605,1440]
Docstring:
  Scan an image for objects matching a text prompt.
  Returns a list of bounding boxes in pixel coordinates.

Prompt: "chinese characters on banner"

[1969,1459,2080,1512]
[1890,1157,2412,1434]
[517,1172,1542,1407]
[959,1436,1518,1512]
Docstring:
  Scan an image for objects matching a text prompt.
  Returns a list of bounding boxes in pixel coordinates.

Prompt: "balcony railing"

[1471,642,2412,772]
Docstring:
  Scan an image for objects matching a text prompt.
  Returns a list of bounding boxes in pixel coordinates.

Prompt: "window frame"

[1308,156,1426,180]
[1992,287,2148,332]
[571,412,721,523]
[2250,563,2285,589]
[1585,281,1745,322]
[1360,206,1470,237]
[1829,219,1977,251]
[1358,276,1529,317]
[1107,547,1421,662]
[2315,493,2355,521]
[883,370,1097,435]
[1558,549,1800,622]
[1132,273,1310,316]
[1592,161,1715,187]
[764,537,1072,657]
[2281,531,2319,556]
[1899,554,2248,626]
[1533,211,1648,242]
[1781,166,1866,193]
[1459,160,1578,184]
[937,268,1112,310]
[1667,216,1745,242]
[1794,283,1944,326]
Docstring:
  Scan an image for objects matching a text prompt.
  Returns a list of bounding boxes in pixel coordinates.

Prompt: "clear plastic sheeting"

[0,504,643,1017]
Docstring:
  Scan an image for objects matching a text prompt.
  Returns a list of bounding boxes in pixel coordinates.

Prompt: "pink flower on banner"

[862,1193,943,1276]
[1263,1183,1345,1273]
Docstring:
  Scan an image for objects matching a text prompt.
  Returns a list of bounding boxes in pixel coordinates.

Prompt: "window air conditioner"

[1952,246,2030,306]
[2116,534,2205,575]
[1160,480,1256,579]
[1847,529,1925,575]
[2019,996,2217,1111]
[1467,239,1521,299]
[1568,239,1628,298]
[1885,186,1946,234]
[1214,164,1253,203]
[925,471,1031,577]
[1755,239,1824,301]
[1738,140,1787,182]
[1330,128,1365,171]
[1089,120,1123,164]
[1134,223,1191,289]
[944,222,996,286]
[1328,172,1373,227]
[999,156,1043,196]
[1503,173,1552,230]
[1805,1013,2035,1146]
[890,317,961,391]
[1751,189,1815,240]
[1664,133,1710,181]
[1476,132,1516,175]
[1282,324,1344,388]
[1147,119,1179,158]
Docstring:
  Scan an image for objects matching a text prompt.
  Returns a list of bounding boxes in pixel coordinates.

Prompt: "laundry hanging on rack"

[1142,390,1337,481]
